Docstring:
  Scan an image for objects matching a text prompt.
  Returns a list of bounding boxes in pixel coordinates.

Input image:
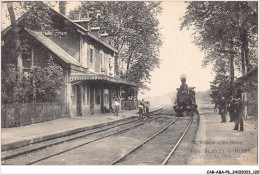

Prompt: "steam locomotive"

[173,78,197,116]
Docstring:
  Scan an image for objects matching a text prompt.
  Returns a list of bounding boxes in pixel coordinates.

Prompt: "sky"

[1,1,214,97]
[143,2,214,97]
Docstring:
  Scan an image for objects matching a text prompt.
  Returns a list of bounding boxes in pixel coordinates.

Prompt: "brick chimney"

[72,11,91,31]
[90,27,101,37]
[73,10,81,20]
[101,32,109,42]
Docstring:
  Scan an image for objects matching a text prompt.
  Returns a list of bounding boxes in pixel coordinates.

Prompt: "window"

[90,48,93,63]
[90,45,94,63]
[22,49,32,69]
[109,58,111,67]
[100,50,105,73]
[72,86,76,104]
[104,89,109,104]
[109,58,113,75]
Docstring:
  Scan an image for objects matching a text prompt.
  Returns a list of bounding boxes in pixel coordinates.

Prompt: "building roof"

[25,28,81,66]
[234,68,258,83]
[49,9,118,53]
[2,3,118,53]
[70,71,140,87]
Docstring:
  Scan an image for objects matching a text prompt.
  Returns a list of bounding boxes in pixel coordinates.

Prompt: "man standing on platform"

[138,102,144,119]
[113,99,120,116]
[228,96,236,122]
[140,99,146,114]
[145,104,150,117]
[219,96,227,123]
[233,93,244,131]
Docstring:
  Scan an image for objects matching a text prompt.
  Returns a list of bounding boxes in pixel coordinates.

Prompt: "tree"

[69,2,162,88]
[181,1,257,74]
[210,62,231,103]
[7,2,23,72]
[180,2,257,102]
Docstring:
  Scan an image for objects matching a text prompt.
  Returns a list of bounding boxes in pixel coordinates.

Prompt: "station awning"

[70,72,139,87]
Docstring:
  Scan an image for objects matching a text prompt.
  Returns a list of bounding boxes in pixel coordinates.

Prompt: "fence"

[121,100,138,110]
[1,102,69,128]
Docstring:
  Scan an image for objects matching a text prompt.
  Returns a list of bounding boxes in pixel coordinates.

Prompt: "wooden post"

[18,105,21,127]
[61,102,63,118]
[7,2,23,72]
[42,104,44,122]
[52,104,54,120]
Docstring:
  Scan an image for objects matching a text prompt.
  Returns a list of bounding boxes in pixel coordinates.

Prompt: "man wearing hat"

[228,96,236,122]
[233,92,244,131]
[219,96,227,123]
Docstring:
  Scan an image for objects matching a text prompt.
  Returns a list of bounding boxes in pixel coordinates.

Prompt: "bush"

[2,58,64,104]
[2,64,30,104]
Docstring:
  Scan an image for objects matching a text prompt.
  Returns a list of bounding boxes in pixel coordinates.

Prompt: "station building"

[234,68,258,118]
[2,4,139,118]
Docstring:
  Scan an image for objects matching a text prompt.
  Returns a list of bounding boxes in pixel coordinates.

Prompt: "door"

[76,85,82,116]
[101,88,104,113]
[109,88,112,109]
[90,87,94,114]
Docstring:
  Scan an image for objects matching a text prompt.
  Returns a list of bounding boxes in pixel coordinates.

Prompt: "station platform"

[188,107,258,165]
[1,108,161,151]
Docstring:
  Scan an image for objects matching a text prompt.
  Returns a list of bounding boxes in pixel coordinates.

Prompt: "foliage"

[181,1,258,102]
[69,2,162,88]
[28,57,64,103]
[12,2,54,30]
[121,86,138,100]
[2,64,30,104]
[210,74,231,104]
[209,50,232,103]
[181,1,257,71]
[1,58,64,104]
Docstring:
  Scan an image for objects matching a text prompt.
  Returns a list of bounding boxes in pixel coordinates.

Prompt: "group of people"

[217,93,244,131]
[113,98,150,119]
[138,99,150,119]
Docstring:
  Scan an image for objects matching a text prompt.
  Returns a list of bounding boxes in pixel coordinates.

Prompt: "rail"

[111,118,179,165]
[162,117,193,165]
[2,108,165,165]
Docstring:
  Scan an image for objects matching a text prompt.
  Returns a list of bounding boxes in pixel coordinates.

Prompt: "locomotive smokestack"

[180,74,186,80]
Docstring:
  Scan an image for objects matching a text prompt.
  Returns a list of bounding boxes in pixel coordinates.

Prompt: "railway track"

[162,117,193,165]
[111,116,194,165]
[2,108,172,165]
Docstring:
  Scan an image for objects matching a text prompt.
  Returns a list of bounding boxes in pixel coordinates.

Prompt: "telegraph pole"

[215,49,237,95]
[215,49,237,82]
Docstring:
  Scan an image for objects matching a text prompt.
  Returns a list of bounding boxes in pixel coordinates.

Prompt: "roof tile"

[25,28,81,66]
